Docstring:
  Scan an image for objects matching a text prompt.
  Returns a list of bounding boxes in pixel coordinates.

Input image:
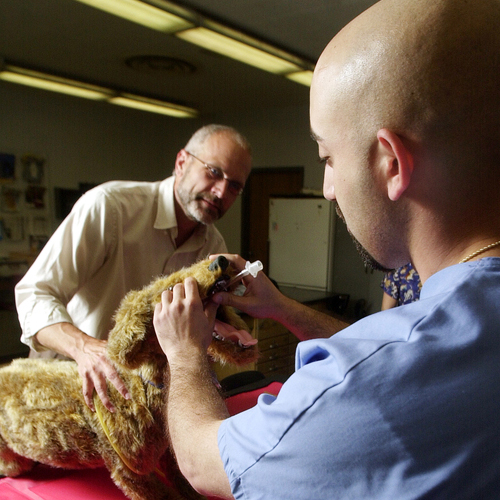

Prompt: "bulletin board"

[0,152,51,269]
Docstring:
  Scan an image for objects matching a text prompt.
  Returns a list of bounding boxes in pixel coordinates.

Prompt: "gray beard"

[177,188,221,225]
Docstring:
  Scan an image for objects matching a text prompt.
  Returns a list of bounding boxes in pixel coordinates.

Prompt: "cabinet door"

[241,168,304,273]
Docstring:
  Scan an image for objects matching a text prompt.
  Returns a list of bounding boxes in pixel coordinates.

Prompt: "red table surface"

[0,379,283,499]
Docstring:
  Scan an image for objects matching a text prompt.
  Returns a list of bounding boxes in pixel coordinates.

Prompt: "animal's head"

[107,256,258,371]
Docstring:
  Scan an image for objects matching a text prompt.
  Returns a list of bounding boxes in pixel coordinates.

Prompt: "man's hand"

[153,278,232,498]
[153,277,218,364]
[35,322,130,412]
[209,254,286,321]
[209,254,349,341]
[73,336,131,412]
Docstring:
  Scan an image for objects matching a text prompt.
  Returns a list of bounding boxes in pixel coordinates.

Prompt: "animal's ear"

[209,255,228,272]
[108,328,149,368]
[107,293,151,369]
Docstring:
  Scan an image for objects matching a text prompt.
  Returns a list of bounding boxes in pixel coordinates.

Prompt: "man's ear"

[376,129,414,201]
[174,149,189,177]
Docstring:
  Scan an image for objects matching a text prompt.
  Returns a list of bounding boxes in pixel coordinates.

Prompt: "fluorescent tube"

[73,0,194,33]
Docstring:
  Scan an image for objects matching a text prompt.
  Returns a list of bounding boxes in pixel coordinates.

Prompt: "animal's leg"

[0,436,35,477]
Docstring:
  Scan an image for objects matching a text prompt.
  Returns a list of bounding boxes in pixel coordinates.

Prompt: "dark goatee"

[334,202,391,273]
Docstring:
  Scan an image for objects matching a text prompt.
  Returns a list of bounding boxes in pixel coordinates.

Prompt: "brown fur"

[0,258,258,500]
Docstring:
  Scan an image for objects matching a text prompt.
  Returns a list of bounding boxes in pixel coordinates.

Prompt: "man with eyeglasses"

[15,124,252,411]
[174,129,249,248]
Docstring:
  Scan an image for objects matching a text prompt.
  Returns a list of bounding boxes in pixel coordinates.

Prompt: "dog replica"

[0,256,259,500]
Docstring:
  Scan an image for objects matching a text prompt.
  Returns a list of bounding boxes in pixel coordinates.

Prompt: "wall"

[0,82,384,315]
[1,83,198,204]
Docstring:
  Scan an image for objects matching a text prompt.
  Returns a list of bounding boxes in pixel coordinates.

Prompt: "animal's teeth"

[212,331,250,347]
[212,332,224,341]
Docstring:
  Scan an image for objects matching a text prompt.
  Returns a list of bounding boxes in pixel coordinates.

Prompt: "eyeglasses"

[186,151,244,196]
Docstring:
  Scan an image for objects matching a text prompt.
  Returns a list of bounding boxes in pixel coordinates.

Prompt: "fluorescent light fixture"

[285,70,314,87]
[176,27,303,75]
[109,94,198,118]
[0,63,198,118]
[0,65,109,100]
[73,0,194,33]
[70,0,315,84]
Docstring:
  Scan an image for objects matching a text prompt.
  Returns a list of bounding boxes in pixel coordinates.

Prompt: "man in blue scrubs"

[153,0,500,497]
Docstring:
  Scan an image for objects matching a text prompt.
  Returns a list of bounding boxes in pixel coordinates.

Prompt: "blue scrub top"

[219,259,500,499]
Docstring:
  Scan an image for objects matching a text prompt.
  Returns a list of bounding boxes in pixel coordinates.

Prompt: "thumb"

[212,291,251,316]
[212,291,237,307]
[204,300,219,324]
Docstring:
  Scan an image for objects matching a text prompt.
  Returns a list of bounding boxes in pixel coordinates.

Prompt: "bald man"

[153,0,500,498]
[16,124,252,412]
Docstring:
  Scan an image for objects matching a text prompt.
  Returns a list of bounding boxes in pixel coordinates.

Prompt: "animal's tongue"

[213,319,258,347]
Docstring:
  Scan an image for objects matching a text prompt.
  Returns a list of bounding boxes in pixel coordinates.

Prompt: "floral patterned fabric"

[381,262,422,306]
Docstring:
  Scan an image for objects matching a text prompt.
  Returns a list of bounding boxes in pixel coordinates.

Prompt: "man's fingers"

[80,363,129,413]
[93,375,115,413]
[212,290,236,307]
[82,377,95,412]
[204,300,219,324]
[81,373,112,413]
[172,281,187,299]
[106,369,131,401]
[184,277,200,299]
[100,358,131,406]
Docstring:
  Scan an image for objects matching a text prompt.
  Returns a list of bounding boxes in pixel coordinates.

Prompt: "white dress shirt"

[15,176,227,352]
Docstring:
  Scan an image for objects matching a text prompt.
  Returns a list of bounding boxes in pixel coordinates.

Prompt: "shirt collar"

[154,175,210,250]
[155,176,177,230]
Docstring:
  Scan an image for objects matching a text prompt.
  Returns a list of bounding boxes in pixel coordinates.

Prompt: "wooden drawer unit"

[258,333,289,351]
[258,357,290,376]
[258,344,289,363]
[232,294,345,381]
[250,318,296,378]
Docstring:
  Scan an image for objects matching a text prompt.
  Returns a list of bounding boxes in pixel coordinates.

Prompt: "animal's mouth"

[212,320,258,348]
[207,274,231,297]
[207,274,257,349]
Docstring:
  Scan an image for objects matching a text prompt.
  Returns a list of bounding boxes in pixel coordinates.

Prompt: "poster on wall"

[21,155,44,184]
[25,186,46,209]
[0,152,50,262]
[0,215,24,241]
[0,154,15,182]
[1,186,22,212]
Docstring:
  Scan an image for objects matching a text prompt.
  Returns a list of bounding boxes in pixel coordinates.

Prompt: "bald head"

[311,0,500,274]
[312,0,500,173]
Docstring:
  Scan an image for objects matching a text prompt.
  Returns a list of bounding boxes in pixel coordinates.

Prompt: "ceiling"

[0,0,378,118]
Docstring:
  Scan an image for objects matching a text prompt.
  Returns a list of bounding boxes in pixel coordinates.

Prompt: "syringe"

[223,260,263,290]
[204,260,263,305]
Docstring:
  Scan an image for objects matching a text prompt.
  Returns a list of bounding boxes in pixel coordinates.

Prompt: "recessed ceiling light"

[125,55,197,75]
